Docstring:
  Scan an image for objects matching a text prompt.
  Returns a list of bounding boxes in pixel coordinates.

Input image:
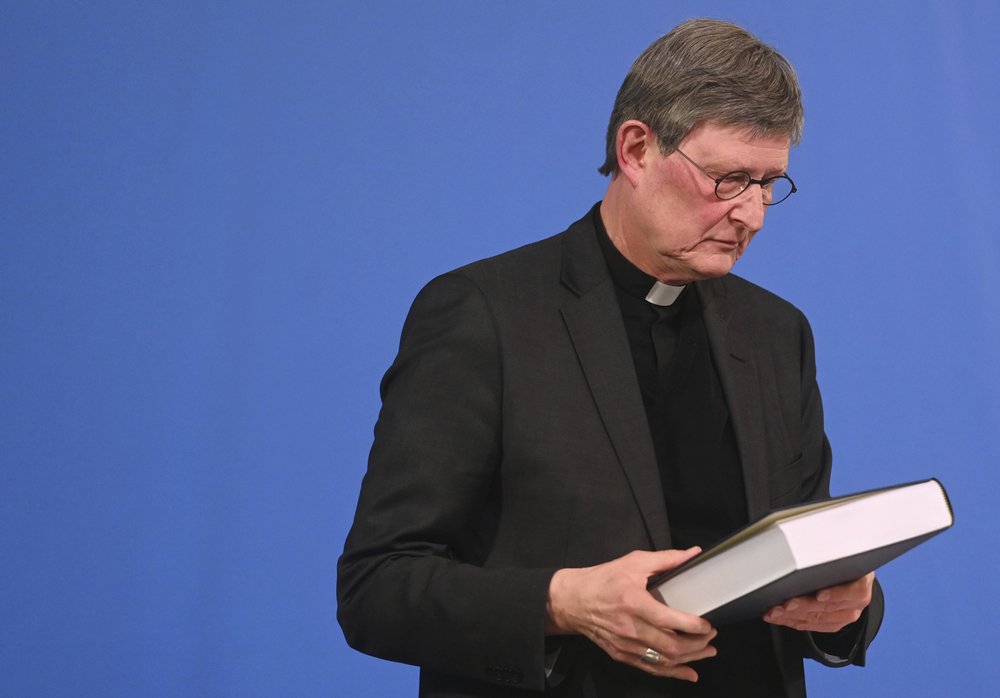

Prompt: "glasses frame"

[674,147,797,206]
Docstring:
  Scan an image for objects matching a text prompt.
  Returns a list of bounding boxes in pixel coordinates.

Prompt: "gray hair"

[598,18,804,176]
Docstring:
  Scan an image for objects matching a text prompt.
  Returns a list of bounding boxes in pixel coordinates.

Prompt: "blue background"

[3,2,998,696]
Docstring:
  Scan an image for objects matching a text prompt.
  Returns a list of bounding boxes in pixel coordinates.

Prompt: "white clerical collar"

[645,281,686,307]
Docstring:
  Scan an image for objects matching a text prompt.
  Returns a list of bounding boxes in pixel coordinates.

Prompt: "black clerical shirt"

[594,209,785,696]
[594,212,748,551]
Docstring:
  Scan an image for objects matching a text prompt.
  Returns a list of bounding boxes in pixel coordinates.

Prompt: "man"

[339,18,883,697]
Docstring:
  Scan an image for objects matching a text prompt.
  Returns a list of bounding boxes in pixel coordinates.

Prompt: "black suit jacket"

[338,208,883,697]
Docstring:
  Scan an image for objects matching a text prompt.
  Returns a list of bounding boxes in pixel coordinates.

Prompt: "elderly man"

[339,18,883,697]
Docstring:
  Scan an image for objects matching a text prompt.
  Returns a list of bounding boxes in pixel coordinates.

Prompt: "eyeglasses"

[674,148,797,206]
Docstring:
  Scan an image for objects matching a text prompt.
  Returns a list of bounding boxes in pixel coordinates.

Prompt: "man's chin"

[688,257,738,281]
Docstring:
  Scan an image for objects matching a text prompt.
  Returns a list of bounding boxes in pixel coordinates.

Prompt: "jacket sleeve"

[337,272,556,691]
[787,308,885,667]
[805,581,885,667]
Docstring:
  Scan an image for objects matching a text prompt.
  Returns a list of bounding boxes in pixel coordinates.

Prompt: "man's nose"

[730,184,766,232]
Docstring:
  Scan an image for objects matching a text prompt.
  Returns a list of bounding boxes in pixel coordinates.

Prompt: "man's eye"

[716,174,749,196]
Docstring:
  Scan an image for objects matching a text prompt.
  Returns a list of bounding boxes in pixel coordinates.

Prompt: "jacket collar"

[559,205,772,546]
[559,208,673,548]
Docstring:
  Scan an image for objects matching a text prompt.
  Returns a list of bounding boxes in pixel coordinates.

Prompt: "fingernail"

[770,607,784,618]
[786,601,798,611]
[817,591,830,602]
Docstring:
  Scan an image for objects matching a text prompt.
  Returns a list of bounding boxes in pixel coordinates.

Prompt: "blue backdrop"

[3,2,998,696]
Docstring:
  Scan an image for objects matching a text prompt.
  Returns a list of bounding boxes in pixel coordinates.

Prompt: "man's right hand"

[545,548,717,682]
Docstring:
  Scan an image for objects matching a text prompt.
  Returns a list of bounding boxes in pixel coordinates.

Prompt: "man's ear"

[615,119,655,187]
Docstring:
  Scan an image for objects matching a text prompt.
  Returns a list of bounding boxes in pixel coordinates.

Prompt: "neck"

[600,180,687,286]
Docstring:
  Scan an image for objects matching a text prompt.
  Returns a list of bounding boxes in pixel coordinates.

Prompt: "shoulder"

[706,273,810,326]
[715,273,801,310]
[452,231,564,288]
[416,208,599,307]
[698,273,817,359]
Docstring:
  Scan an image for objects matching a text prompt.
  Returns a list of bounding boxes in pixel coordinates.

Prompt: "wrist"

[545,568,576,636]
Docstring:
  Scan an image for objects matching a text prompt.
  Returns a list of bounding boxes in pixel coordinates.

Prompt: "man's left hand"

[762,573,874,633]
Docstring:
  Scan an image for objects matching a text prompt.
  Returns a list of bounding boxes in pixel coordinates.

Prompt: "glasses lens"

[764,176,794,206]
[715,173,750,200]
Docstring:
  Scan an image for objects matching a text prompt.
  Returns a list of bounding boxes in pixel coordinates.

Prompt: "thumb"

[647,546,702,574]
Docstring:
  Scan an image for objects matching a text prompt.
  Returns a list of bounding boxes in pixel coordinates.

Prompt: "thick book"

[647,478,954,625]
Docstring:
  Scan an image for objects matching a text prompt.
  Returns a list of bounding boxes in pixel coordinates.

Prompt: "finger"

[648,662,700,682]
[638,546,703,575]
[779,606,860,624]
[815,576,874,604]
[765,606,864,632]
[619,635,718,664]
[769,584,872,617]
[768,573,875,615]
[815,586,872,605]
[630,625,718,663]
[647,640,718,667]
[624,643,717,681]
[804,598,870,614]
[771,615,860,632]
[772,590,872,620]
[646,608,713,636]
[595,637,696,678]
[641,598,714,636]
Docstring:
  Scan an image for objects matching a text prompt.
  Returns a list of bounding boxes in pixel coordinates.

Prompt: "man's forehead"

[683,121,791,148]
[683,122,791,171]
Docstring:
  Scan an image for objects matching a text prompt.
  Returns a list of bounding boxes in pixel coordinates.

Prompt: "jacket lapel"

[697,277,771,520]
[558,218,672,550]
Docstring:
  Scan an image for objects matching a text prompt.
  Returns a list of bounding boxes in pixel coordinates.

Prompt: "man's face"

[624,121,791,284]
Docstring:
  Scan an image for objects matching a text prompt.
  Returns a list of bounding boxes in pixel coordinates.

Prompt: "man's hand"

[763,572,875,633]
[546,549,717,682]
